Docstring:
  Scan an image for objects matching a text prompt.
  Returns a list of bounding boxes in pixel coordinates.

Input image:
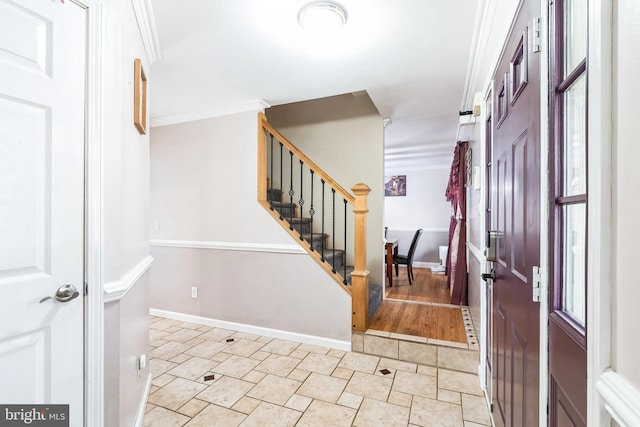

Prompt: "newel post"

[351,183,370,332]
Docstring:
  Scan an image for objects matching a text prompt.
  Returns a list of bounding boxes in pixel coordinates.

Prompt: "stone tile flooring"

[144,316,492,426]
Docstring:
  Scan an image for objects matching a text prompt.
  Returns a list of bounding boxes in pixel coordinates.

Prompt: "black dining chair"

[393,229,423,285]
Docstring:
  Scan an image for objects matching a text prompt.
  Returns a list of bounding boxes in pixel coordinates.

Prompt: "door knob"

[39,284,80,303]
[481,269,496,282]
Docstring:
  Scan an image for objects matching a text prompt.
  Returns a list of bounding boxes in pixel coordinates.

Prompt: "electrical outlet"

[191,286,198,298]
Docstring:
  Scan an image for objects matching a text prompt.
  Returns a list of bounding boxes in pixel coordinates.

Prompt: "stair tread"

[271,201,297,207]
[302,233,328,239]
[322,249,345,258]
[289,217,312,224]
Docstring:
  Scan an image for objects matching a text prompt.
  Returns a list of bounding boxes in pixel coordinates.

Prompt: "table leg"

[386,245,393,287]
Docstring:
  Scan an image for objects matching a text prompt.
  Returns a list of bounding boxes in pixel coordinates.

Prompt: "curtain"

[445,141,469,305]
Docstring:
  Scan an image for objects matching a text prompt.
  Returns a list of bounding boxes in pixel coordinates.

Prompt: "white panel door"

[0,0,86,424]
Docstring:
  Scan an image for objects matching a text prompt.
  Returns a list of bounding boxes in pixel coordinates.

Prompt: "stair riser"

[291,222,312,235]
[267,189,282,203]
[274,206,297,218]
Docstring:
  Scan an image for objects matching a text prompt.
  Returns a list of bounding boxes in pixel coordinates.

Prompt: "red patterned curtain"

[445,141,468,305]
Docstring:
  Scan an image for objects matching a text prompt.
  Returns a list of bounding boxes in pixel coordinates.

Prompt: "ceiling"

[149,0,479,171]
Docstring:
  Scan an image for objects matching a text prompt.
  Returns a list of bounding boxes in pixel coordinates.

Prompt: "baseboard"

[149,308,352,351]
[413,261,442,269]
[133,372,152,427]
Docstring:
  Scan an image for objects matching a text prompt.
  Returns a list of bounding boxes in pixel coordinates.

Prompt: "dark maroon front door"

[490,0,541,426]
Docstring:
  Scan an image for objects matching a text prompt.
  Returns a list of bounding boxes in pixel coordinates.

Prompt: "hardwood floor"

[385,267,450,304]
[369,266,467,343]
[368,299,466,343]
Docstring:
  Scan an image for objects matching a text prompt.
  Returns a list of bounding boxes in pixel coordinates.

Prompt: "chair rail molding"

[149,239,307,255]
[103,255,154,303]
[466,241,484,263]
[597,370,640,426]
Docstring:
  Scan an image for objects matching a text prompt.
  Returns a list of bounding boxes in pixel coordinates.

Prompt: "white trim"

[82,0,104,425]
[385,163,451,174]
[597,370,640,426]
[103,255,154,303]
[150,239,307,255]
[537,0,550,425]
[413,261,443,269]
[134,373,152,427]
[149,309,352,351]
[466,241,484,262]
[130,0,162,64]
[385,227,449,233]
[460,0,499,111]
[587,0,613,425]
[150,99,271,128]
[478,80,493,395]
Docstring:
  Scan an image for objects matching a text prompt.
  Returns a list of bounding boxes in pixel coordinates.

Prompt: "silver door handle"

[39,284,80,303]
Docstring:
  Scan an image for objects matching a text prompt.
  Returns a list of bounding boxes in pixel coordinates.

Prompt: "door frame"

[586,0,613,425]
[538,1,550,424]
[78,0,105,425]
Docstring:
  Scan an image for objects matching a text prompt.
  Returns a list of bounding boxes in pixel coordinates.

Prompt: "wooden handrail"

[257,112,371,332]
[258,112,356,205]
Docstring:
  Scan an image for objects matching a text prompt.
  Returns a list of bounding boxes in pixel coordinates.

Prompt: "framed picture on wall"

[384,175,406,197]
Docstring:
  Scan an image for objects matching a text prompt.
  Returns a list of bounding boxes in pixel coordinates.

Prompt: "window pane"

[564,0,587,77]
[563,74,586,196]
[562,203,586,325]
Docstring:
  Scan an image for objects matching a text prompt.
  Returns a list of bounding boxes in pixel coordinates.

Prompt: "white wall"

[612,0,640,390]
[267,94,385,285]
[384,167,451,264]
[149,111,352,344]
[102,1,151,425]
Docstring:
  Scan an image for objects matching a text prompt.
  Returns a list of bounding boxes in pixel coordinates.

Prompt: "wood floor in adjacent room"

[368,267,466,343]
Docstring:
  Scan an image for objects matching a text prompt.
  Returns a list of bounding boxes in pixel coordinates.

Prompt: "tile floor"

[144,316,492,426]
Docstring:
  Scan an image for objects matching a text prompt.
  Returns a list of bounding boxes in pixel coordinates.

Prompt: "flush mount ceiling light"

[298,1,348,37]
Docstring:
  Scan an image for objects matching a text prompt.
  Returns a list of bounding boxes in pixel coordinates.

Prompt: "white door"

[0,0,86,424]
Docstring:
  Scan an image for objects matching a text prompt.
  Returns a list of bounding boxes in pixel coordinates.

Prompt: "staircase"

[266,187,382,320]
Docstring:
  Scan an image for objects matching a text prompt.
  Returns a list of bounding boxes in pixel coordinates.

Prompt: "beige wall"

[149,111,352,343]
[384,167,451,264]
[102,1,151,425]
[612,0,640,390]
[150,247,351,341]
[267,94,385,284]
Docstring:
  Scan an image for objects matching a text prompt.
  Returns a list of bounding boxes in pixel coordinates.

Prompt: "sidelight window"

[553,0,587,327]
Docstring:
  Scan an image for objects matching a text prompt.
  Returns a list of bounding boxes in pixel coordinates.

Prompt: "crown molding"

[150,99,271,128]
[131,0,162,64]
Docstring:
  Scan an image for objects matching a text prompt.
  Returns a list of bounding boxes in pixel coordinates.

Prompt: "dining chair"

[393,228,423,285]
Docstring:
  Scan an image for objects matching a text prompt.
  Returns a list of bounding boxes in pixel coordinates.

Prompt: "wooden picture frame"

[134,58,147,135]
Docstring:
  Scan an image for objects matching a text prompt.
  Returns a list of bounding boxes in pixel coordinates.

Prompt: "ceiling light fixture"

[298,1,348,37]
